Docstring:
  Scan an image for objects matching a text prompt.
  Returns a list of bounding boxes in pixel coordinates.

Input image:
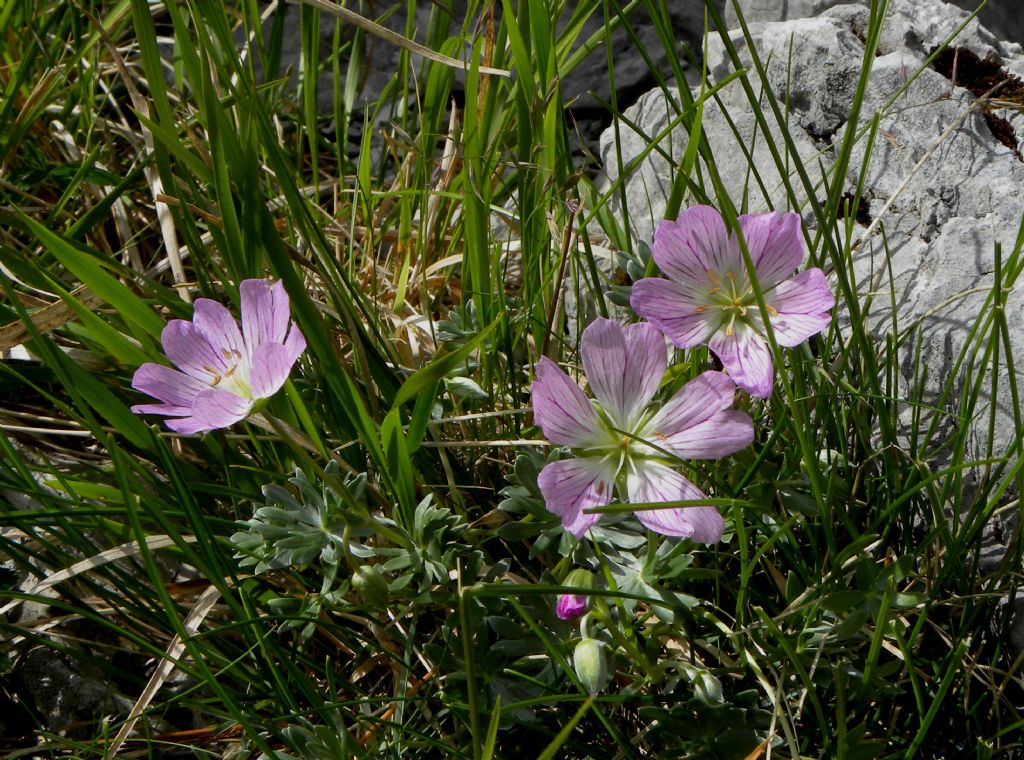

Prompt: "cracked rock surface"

[725,0,1024,46]
[600,0,1023,495]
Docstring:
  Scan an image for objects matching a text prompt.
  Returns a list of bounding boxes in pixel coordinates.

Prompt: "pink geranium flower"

[630,205,835,398]
[531,318,753,541]
[131,279,306,434]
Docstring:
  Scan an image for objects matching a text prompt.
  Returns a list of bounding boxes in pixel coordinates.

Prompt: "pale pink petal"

[767,268,835,347]
[580,318,665,430]
[283,322,307,363]
[532,357,604,448]
[771,312,834,347]
[657,410,754,459]
[739,211,804,287]
[162,415,212,435]
[653,206,740,284]
[192,298,246,360]
[645,370,735,427]
[626,461,724,543]
[130,403,191,417]
[131,363,207,407]
[164,388,252,433]
[241,279,290,351]
[249,343,298,399]
[161,320,228,383]
[642,370,752,458]
[538,458,614,538]
[630,278,716,349]
[651,219,708,286]
[709,328,775,399]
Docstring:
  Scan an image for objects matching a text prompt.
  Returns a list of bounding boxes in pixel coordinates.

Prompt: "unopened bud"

[557,569,594,621]
[573,638,607,695]
[352,565,389,610]
[556,594,587,621]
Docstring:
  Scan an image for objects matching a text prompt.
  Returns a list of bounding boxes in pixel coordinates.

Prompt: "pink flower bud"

[556,593,588,621]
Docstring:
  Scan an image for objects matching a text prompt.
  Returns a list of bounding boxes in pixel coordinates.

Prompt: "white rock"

[726,0,1024,51]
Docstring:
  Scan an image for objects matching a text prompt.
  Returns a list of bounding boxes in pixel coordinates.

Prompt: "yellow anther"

[725,271,735,281]
[767,305,779,316]
[724,312,738,337]
[708,286,721,295]
[706,270,722,286]
[695,306,708,313]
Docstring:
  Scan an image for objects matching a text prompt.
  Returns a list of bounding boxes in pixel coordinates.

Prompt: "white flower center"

[582,415,662,484]
[696,269,776,337]
[204,348,251,398]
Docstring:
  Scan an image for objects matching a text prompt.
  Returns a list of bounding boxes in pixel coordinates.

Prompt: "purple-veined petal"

[739,211,805,287]
[656,410,754,459]
[626,461,724,543]
[249,343,298,399]
[767,268,836,347]
[283,322,307,363]
[241,279,291,351]
[161,320,229,383]
[771,312,834,347]
[709,328,775,399]
[192,298,247,363]
[532,357,604,448]
[642,370,738,441]
[129,403,192,417]
[163,415,214,435]
[164,388,252,433]
[653,206,739,284]
[580,318,665,430]
[132,363,208,407]
[630,278,716,349]
[538,458,615,538]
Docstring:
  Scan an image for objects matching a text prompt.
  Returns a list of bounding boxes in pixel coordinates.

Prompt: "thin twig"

[288,0,511,78]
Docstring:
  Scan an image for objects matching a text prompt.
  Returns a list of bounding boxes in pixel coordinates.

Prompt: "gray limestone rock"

[15,648,135,736]
[599,0,1023,495]
[725,0,1024,46]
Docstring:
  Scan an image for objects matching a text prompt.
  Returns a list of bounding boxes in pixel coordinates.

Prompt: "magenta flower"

[531,318,754,541]
[131,279,306,434]
[630,205,835,398]
[556,594,588,621]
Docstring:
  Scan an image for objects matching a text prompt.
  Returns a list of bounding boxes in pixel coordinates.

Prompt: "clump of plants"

[0,0,1021,757]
